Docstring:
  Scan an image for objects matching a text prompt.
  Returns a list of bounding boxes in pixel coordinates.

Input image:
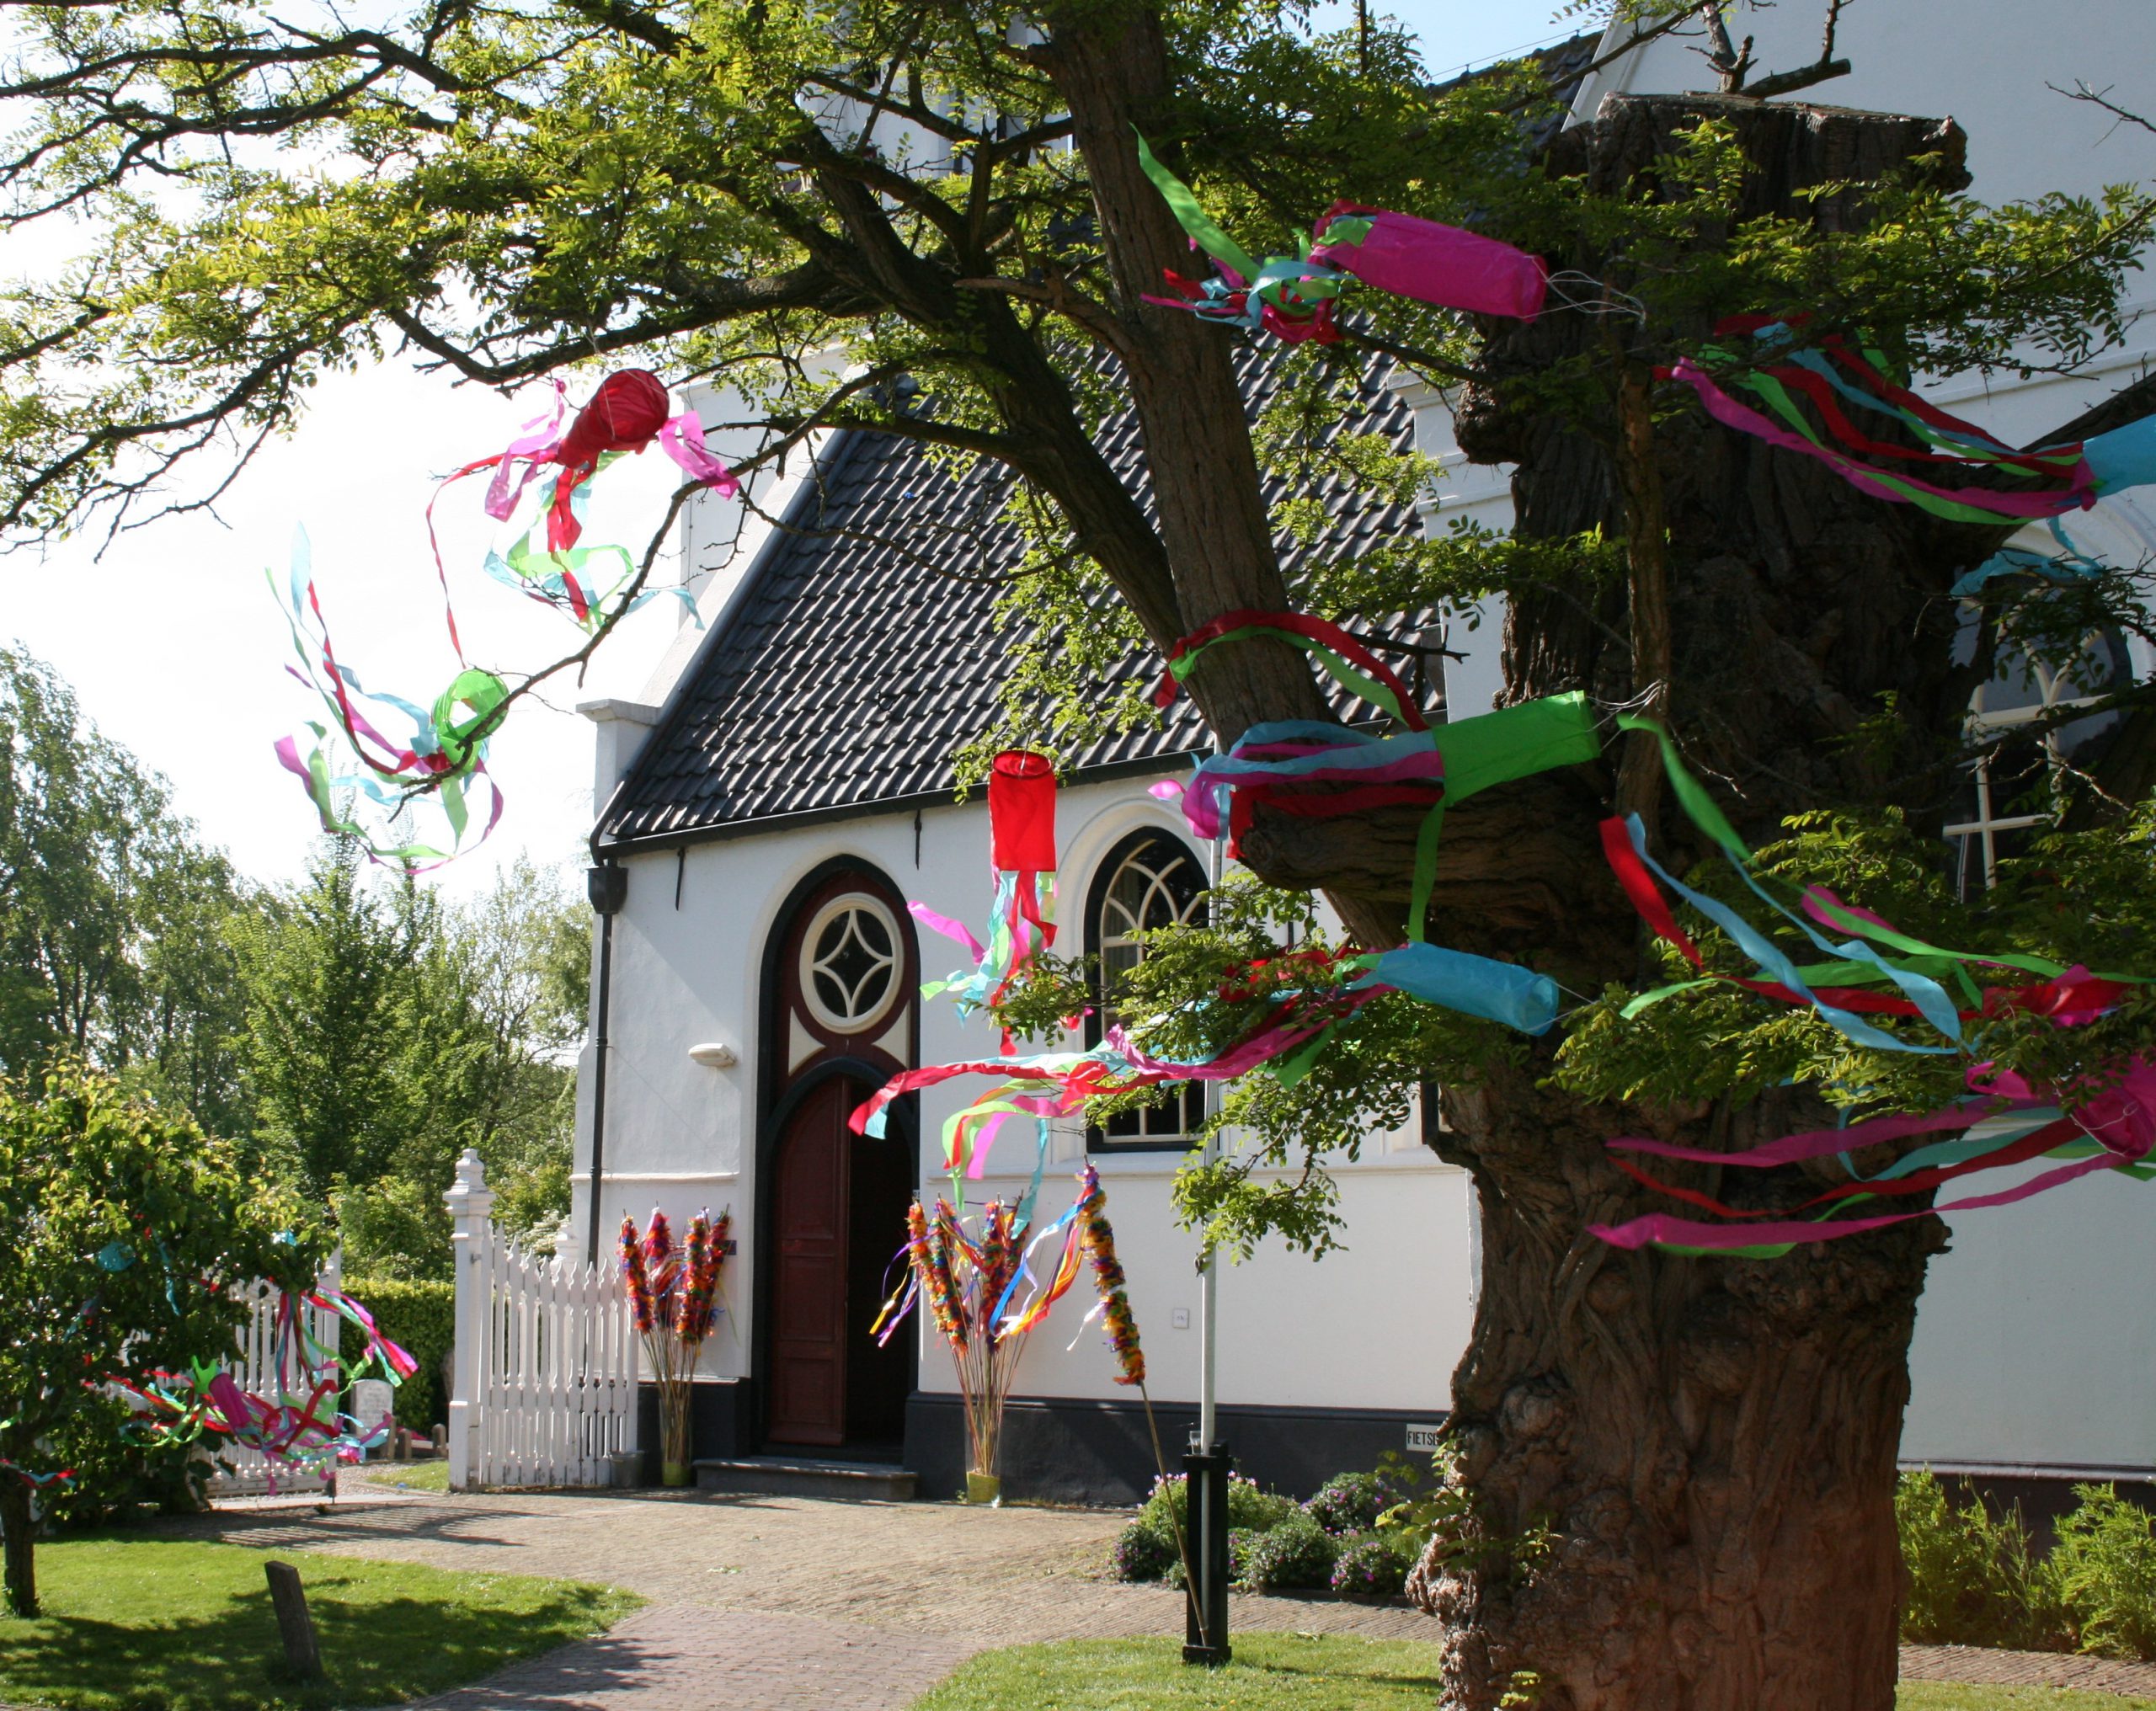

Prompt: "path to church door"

[766,1075,915,1451]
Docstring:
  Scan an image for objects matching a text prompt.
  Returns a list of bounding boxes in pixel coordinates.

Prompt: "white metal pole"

[1198,831,1224,1451]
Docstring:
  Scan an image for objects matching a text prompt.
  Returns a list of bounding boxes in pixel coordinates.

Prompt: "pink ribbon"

[657,411,742,498]
[1596,1057,2156,1250]
[910,900,986,962]
[1666,358,2093,519]
[483,381,570,521]
[1593,1150,2120,1251]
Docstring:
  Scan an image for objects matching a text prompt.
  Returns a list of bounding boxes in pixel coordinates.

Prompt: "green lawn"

[1902,1689,2156,1711]
[359,1459,450,1493]
[0,1538,639,1711]
[908,1636,2156,1711]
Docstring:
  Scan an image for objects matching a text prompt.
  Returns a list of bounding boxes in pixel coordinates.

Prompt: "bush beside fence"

[344,1277,454,1431]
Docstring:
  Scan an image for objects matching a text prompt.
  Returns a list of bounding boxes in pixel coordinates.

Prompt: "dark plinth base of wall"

[1925,1468,2156,1548]
[903,1392,1445,1507]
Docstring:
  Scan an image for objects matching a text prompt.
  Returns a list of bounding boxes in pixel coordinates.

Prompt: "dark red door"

[767,1078,851,1446]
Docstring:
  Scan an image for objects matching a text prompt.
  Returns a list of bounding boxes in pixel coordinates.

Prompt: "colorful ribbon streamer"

[1590,717,2153,1251]
[919,752,1059,1053]
[115,1283,416,1488]
[270,530,507,872]
[1661,319,2156,525]
[863,616,1598,1165]
[1133,133,1548,343]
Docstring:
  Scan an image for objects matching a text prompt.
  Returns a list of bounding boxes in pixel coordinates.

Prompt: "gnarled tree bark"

[1404,98,1999,1711]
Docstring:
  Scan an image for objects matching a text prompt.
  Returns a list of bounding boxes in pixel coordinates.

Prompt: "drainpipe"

[586,797,631,1260]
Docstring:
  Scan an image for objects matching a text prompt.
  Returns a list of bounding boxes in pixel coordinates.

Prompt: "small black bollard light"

[1181,1440,1232,1666]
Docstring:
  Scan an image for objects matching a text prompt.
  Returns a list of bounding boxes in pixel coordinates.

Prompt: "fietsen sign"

[1405,1423,1444,1452]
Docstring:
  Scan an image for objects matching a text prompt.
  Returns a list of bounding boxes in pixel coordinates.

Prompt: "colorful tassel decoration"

[1077,1164,1145,1388]
[618,1206,729,1480]
[619,1213,655,1335]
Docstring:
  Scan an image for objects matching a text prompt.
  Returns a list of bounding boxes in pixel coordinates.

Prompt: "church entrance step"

[691,1455,919,1502]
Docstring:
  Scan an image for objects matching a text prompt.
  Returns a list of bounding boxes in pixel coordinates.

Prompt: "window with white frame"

[1948,616,2133,893]
[1086,829,1209,1151]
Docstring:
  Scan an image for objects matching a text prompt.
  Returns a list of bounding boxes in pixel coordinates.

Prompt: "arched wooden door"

[760,866,917,1455]
[766,1075,916,1447]
[767,1077,853,1445]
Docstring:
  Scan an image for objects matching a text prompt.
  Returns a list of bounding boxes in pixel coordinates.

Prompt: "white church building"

[564,6,2156,1503]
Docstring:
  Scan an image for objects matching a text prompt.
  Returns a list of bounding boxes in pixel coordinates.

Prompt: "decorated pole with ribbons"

[617,1207,731,1484]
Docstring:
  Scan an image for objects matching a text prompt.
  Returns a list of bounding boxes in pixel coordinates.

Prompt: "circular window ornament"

[800,894,902,1034]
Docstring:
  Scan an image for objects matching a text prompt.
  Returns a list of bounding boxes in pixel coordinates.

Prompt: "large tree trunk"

[1,1472,37,1618]
[1406,97,1999,1710]
[1422,1070,1944,1711]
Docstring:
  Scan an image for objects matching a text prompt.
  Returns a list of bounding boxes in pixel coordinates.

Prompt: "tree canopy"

[233,841,586,1272]
[0,646,253,1131]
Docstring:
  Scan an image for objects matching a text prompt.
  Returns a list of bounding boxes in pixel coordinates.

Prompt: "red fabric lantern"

[546,368,673,551]
[553,368,671,467]
[988,750,1058,874]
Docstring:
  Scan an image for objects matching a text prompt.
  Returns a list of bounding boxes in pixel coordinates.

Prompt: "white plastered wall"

[570,774,1473,1414]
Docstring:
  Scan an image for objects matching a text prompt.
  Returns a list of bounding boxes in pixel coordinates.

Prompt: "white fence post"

[436,1151,635,1492]
[445,1149,494,1492]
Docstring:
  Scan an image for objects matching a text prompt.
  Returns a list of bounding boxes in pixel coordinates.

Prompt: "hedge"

[342,1276,455,1431]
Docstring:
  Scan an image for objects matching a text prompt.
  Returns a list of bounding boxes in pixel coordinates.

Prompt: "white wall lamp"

[687,1042,739,1069]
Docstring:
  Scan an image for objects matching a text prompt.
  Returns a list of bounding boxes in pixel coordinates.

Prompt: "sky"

[1,0,1588,900]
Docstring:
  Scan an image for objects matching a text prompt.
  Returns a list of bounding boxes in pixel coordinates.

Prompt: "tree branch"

[2049,80,2156,140]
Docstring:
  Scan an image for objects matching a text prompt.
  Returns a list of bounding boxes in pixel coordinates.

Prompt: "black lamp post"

[1182,1439,1232,1666]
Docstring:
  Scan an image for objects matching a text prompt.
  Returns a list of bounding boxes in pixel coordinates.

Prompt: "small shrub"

[1897,1469,2064,1651]
[1305,1470,1400,1536]
[1139,1471,1299,1535]
[1161,1527,1252,1591]
[2053,1484,2156,1660]
[1111,1513,1177,1583]
[1331,1532,1411,1599]
[42,1394,212,1530]
[1239,1514,1339,1592]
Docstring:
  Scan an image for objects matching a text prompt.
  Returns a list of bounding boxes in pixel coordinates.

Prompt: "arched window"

[1086,829,1209,1150]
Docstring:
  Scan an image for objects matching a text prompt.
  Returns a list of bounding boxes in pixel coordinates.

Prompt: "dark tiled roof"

[600,350,1429,847]
[1521,32,1605,150]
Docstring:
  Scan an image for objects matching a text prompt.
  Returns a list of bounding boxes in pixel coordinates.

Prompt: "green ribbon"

[1133,131,1262,285]
[1406,693,1603,936]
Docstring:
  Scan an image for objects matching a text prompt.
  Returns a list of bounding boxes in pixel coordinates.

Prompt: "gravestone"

[350,1379,394,1437]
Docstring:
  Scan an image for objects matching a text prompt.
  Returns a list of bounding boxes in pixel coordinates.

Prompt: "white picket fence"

[206,1252,346,1497]
[446,1149,638,1490]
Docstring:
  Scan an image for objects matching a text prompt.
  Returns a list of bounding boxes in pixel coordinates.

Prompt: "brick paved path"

[1901,1643,2156,1698]
[407,1607,973,1711]
[168,1485,1425,1708]
[159,1486,2156,1707]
